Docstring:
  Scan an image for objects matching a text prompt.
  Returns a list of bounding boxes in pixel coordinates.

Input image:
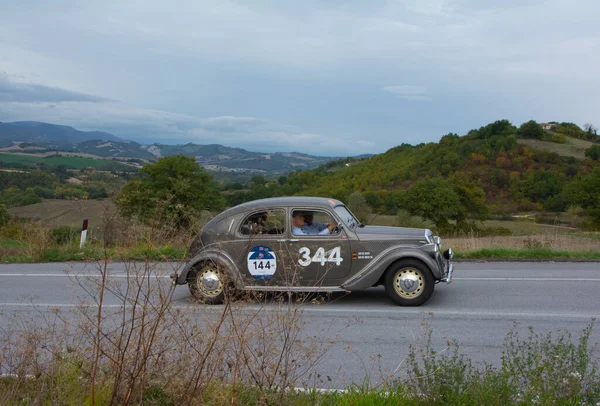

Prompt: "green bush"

[0,223,24,239]
[550,132,567,143]
[585,144,600,161]
[405,321,600,405]
[50,225,81,245]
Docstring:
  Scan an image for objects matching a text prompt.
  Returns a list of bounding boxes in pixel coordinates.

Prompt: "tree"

[518,120,545,140]
[584,123,598,139]
[401,176,488,231]
[115,155,225,227]
[585,145,600,161]
[347,191,371,224]
[564,166,600,228]
[401,178,462,231]
[448,172,489,226]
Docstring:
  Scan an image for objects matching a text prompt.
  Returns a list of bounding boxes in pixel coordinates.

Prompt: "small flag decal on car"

[352,252,373,260]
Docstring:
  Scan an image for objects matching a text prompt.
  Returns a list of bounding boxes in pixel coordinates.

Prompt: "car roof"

[214,196,344,221]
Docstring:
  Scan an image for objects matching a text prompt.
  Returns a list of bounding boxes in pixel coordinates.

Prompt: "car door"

[234,208,288,287]
[287,208,353,287]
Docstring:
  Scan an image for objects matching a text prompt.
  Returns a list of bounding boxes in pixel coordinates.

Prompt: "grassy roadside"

[455,248,600,260]
[0,241,187,263]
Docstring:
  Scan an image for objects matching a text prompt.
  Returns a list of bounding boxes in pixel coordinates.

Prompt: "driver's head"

[292,212,305,228]
[302,212,314,224]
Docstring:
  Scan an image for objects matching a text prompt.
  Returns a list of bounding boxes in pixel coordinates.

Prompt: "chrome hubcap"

[197,269,222,296]
[394,268,424,299]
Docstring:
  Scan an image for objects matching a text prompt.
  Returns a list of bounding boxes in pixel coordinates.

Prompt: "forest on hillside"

[224,120,600,230]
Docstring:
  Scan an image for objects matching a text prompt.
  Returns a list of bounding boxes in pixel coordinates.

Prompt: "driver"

[292,212,335,235]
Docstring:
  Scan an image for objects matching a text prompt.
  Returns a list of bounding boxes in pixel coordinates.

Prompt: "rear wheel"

[384,259,434,306]
[188,262,229,304]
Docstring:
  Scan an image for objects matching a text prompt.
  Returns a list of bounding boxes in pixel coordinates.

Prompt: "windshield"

[334,205,360,229]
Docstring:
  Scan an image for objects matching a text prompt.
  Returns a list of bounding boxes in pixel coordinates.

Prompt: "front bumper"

[440,247,454,284]
[440,262,454,284]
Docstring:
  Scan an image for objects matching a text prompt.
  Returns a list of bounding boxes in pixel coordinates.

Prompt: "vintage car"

[172,196,454,306]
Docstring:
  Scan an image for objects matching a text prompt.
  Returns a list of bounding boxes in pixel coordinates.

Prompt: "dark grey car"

[173,196,454,306]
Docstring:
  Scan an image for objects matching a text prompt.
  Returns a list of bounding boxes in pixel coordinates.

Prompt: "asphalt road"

[1,261,599,388]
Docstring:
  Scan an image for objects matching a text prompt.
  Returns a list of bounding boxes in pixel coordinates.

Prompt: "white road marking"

[0,273,172,278]
[454,277,600,282]
[2,274,600,282]
[0,302,597,320]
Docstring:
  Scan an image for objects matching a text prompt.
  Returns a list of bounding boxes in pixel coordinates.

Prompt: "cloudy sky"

[0,0,598,155]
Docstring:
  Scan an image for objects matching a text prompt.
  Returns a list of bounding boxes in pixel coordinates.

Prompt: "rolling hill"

[0,121,345,174]
[267,119,600,217]
[146,143,338,174]
[0,121,121,147]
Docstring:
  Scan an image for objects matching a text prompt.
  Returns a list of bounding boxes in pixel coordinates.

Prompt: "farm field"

[7,199,116,229]
[0,153,134,171]
[517,136,594,160]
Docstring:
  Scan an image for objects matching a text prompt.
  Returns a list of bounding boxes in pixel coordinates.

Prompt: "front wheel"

[188,263,230,304]
[384,260,434,306]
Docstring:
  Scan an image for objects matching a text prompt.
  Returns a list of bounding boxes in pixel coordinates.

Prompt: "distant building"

[541,123,557,131]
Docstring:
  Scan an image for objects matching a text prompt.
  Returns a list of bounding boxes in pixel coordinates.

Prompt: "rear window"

[239,209,286,235]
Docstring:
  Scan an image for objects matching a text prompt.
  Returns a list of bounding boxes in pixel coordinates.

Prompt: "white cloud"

[0,73,110,103]
[0,0,598,152]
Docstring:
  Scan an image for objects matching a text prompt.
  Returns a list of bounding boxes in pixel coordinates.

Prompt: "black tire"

[384,259,435,306]
[187,262,230,305]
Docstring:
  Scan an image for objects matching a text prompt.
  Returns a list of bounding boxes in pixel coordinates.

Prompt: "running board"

[243,286,348,293]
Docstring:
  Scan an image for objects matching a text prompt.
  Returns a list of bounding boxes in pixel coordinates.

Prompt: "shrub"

[0,224,24,239]
[585,145,600,161]
[49,225,81,245]
[550,132,567,143]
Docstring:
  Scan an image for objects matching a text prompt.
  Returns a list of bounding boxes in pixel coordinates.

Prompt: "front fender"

[176,248,245,289]
[341,245,443,291]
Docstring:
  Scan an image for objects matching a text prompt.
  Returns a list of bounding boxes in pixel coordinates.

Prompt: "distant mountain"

[0,121,122,147]
[146,143,338,174]
[67,140,156,159]
[0,121,343,174]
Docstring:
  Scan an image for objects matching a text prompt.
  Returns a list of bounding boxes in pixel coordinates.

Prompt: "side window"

[240,209,286,235]
[291,210,340,236]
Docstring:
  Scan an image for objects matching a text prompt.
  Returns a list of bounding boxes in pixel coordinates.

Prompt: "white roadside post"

[80,218,88,249]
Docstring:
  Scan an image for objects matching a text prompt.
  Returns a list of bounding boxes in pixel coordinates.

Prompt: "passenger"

[292,212,334,235]
[302,212,330,234]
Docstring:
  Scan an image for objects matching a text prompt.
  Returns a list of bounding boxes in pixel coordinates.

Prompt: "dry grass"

[7,199,116,229]
[446,234,600,253]
[517,137,593,160]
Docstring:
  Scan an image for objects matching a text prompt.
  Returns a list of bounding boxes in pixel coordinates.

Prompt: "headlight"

[443,248,453,260]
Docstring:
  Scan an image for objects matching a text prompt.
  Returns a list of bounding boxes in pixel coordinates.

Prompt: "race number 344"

[298,246,343,266]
